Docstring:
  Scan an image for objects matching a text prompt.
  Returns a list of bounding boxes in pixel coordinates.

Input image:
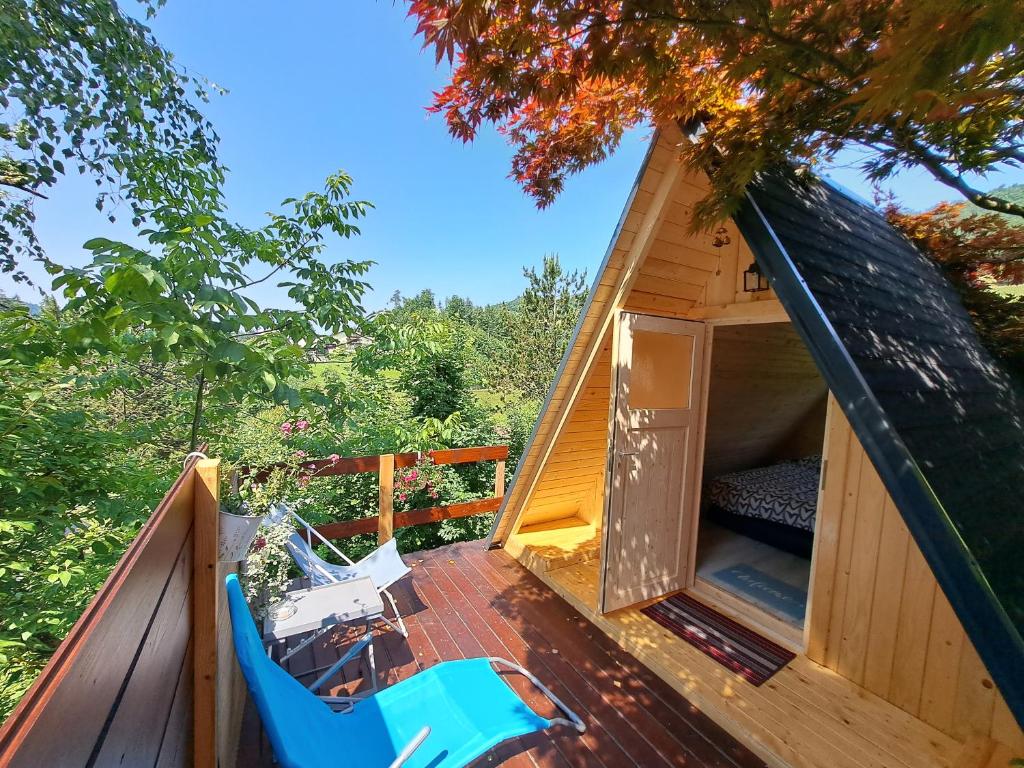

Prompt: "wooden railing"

[0,445,508,767]
[239,444,508,545]
[0,451,242,768]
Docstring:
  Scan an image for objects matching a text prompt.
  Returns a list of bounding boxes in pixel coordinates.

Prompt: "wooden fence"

[0,453,244,768]
[240,444,508,544]
[0,444,510,766]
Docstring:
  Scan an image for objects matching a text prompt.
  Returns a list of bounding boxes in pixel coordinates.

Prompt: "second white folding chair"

[265,503,411,665]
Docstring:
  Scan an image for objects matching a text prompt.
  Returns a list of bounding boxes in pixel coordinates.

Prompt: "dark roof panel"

[735,168,1024,724]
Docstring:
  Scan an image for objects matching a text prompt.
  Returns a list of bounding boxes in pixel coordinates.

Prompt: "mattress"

[706,456,822,532]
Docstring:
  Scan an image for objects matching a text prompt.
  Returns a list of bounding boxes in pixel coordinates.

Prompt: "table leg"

[307,625,377,695]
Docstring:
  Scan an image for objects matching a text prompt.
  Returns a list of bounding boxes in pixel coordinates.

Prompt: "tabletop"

[262,576,384,641]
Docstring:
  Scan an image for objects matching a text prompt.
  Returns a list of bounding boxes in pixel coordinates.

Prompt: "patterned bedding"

[706,456,822,532]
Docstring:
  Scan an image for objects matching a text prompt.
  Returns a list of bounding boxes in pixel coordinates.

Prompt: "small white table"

[264,577,384,694]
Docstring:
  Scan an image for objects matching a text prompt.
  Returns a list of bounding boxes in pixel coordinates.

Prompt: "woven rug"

[640,593,796,685]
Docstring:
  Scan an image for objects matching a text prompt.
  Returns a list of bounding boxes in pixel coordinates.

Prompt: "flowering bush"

[242,520,297,618]
[222,417,321,516]
[394,456,442,508]
[225,416,328,616]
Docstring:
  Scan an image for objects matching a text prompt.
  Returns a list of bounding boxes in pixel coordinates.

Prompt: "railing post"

[378,453,394,545]
[193,458,220,768]
[495,459,506,498]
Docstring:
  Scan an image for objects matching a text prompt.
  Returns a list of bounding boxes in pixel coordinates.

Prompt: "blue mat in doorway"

[709,564,807,624]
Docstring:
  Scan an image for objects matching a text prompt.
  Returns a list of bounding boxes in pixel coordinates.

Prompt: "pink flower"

[329,453,340,464]
[294,450,307,458]
[409,469,418,481]
[398,492,407,502]
[280,422,293,435]
[295,419,310,431]
[430,491,439,499]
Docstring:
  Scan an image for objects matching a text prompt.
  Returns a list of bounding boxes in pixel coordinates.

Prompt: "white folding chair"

[265,504,410,666]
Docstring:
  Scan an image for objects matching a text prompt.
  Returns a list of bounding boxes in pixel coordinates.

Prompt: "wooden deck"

[237,540,767,768]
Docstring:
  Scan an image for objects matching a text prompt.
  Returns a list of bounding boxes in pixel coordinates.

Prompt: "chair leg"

[382,588,408,638]
[363,624,378,695]
[308,631,374,694]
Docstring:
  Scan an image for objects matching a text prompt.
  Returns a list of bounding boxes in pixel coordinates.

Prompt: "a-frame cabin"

[487,122,1024,768]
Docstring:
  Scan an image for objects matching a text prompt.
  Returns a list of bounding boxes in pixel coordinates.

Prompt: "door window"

[630,330,694,409]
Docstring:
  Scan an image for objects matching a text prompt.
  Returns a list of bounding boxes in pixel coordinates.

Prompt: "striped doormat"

[640,593,796,685]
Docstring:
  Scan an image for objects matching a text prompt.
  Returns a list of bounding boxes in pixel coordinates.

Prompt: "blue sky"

[5,0,1023,310]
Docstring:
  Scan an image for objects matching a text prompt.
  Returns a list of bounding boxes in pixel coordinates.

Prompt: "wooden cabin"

[488,122,1024,768]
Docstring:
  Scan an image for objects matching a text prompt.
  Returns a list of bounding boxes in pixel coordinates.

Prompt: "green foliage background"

[0,259,587,721]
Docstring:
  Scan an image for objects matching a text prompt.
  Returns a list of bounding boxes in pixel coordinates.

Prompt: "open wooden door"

[600,312,706,613]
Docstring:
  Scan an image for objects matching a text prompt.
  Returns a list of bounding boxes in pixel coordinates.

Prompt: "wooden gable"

[488,124,785,546]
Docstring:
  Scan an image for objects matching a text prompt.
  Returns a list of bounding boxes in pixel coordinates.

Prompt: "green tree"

[400,334,470,421]
[499,254,587,400]
[1,0,219,280]
[9,158,374,449]
[358,296,472,423]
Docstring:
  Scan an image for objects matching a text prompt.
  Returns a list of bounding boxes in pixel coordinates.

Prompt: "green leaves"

[48,166,374,447]
[0,0,220,281]
[213,339,247,362]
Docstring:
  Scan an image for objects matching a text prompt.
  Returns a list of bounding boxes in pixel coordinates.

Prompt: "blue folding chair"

[226,573,585,768]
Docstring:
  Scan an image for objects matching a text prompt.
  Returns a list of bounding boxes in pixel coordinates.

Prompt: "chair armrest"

[319,695,360,714]
[488,658,586,733]
[387,726,430,768]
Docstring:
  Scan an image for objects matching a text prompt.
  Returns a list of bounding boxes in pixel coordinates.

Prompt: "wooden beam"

[422,445,508,466]
[378,454,394,545]
[315,497,503,541]
[686,298,789,323]
[193,458,220,768]
[497,137,686,544]
[494,459,506,499]
[240,445,509,482]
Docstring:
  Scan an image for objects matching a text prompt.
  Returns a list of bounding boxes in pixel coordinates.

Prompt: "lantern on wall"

[742,261,770,292]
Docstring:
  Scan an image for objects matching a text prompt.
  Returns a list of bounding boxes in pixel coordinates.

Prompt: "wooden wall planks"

[216,562,246,768]
[0,456,247,768]
[702,323,828,480]
[0,463,196,767]
[520,336,613,529]
[807,401,1024,752]
[494,125,686,544]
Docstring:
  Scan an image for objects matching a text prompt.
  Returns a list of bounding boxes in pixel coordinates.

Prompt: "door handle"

[616,450,638,457]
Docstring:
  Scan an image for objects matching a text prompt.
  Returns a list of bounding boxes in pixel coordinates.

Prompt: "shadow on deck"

[238,540,766,768]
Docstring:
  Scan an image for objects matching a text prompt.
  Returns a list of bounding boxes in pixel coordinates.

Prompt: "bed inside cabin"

[693,322,827,635]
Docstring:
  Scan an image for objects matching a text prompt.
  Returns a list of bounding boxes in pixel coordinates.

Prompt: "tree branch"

[238,230,318,289]
[0,179,49,200]
[901,139,1024,219]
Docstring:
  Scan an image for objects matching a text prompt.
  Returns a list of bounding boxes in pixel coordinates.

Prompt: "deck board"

[237,541,765,768]
[534,557,961,768]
